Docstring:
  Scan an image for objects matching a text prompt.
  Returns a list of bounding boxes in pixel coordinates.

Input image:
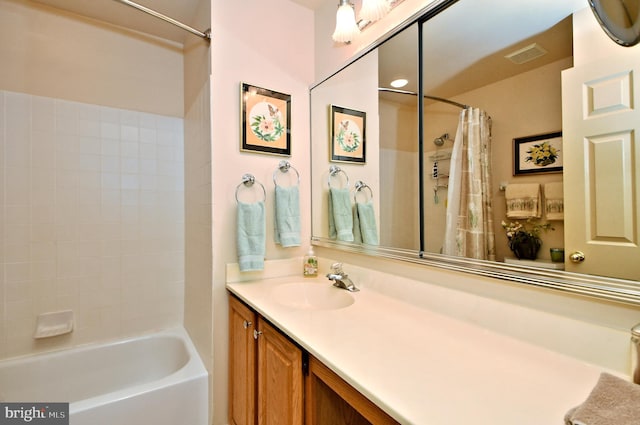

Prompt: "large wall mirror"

[310,0,640,304]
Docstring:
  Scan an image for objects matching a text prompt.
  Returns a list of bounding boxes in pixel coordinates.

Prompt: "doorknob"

[570,251,585,263]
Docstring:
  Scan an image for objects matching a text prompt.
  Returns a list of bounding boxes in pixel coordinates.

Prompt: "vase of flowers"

[501,219,554,260]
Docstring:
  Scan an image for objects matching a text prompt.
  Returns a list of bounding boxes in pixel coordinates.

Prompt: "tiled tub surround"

[227,259,633,424]
[0,90,185,359]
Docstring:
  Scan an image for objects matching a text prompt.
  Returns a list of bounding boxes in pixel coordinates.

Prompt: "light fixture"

[333,0,404,44]
[332,0,360,43]
[390,78,408,88]
[360,0,390,23]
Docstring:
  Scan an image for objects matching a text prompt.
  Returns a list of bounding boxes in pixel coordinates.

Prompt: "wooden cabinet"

[229,294,303,425]
[305,356,399,425]
[257,317,304,425]
[229,294,257,425]
[229,293,399,425]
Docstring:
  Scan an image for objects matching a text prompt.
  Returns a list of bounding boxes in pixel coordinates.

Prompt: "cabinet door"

[229,295,258,425]
[306,356,399,425]
[257,317,303,425]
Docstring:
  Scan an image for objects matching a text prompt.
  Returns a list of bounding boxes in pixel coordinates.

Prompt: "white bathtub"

[0,327,208,425]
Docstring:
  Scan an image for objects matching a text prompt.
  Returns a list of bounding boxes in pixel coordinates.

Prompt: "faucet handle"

[330,262,344,273]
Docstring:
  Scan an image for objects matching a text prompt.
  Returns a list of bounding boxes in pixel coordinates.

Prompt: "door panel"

[562,53,640,280]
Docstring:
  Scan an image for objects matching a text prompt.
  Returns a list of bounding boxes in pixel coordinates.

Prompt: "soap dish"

[33,310,74,339]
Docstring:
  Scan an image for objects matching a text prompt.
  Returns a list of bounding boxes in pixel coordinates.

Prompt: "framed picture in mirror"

[513,131,563,175]
[330,105,366,163]
[240,82,291,156]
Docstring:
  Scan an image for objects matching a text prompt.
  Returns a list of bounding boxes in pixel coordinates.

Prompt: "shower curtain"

[442,107,496,261]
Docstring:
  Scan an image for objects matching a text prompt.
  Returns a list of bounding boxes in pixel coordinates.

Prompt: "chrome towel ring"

[328,165,350,189]
[273,160,300,187]
[235,173,266,203]
[354,180,374,202]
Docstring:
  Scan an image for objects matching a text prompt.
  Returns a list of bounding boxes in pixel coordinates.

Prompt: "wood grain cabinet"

[229,294,303,425]
[228,293,399,425]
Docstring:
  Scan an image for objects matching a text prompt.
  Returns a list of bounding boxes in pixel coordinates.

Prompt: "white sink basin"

[271,282,355,310]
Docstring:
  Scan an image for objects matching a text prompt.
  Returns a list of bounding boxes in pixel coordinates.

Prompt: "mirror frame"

[310,0,640,306]
[589,0,640,46]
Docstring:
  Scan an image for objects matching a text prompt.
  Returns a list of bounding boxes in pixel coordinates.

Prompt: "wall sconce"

[332,0,360,43]
[332,0,404,44]
[360,0,391,23]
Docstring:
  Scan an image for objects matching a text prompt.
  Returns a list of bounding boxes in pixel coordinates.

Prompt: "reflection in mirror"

[311,0,640,303]
[589,0,640,46]
[421,0,571,265]
[311,23,419,250]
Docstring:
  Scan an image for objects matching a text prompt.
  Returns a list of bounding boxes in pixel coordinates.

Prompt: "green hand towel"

[237,201,265,272]
[328,188,354,242]
[274,185,301,247]
[354,200,379,245]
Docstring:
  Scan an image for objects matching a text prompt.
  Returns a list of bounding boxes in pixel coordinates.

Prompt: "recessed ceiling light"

[390,78,408,88]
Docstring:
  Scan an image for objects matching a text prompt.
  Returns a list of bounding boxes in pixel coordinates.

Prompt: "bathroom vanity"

[228,294,398,425]
[226,268,618,424]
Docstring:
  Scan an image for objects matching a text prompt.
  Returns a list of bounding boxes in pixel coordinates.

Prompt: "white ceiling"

[377,0,587,103]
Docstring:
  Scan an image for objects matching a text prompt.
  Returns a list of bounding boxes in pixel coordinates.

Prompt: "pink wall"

[209,1,314,423]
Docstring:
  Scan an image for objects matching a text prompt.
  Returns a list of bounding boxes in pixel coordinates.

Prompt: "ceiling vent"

[505,43,548,65]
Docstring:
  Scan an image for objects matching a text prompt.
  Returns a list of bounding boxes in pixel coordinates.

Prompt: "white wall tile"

[1,90,184,359]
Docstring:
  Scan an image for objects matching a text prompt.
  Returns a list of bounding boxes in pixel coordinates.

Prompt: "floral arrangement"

[525,141,559,167]
[501,219,554,259]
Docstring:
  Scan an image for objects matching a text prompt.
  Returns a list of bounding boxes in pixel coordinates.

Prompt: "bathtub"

[0,327,208,425]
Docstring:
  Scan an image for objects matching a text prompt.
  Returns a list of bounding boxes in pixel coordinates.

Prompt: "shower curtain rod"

[113,0,211,41]
[378,87,469,109]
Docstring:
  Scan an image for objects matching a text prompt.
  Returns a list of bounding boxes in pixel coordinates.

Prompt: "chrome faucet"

[326,263,359,292]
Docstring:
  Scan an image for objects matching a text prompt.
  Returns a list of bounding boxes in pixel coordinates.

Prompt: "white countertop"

[226,275,613,424]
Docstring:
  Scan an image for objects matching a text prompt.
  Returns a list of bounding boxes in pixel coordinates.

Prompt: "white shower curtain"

[442,107,496,261]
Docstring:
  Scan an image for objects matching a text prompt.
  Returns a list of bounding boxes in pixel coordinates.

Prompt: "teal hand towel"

[274,185,301,247]
[353,204,362,244]
[354,200,379,245]
[328,188,354,242]
[237,201,265,272]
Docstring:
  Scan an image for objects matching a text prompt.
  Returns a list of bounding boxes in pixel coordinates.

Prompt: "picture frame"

[330,105,366,163]
[513,131,563,175]
[241,82,291,156]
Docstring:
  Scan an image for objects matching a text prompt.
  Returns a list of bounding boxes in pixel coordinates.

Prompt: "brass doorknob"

[570,251,585,263]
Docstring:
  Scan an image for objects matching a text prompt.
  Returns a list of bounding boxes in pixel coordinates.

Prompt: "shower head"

[433,133,450,146]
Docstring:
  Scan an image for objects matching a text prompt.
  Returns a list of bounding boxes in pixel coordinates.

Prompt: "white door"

[562,53,640,280]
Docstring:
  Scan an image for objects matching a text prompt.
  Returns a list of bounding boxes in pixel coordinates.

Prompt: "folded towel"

[237,201,265,272]
[328,188,354,242]
[565,373,640,425]
[545,182,564,221]
[505,183,541,219]
[274,185,301,247]
[353,201,379,245]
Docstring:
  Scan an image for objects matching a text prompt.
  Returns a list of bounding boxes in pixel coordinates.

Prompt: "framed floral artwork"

[241,83,291,156]
[513,131,562,175]
[330,105,366,163]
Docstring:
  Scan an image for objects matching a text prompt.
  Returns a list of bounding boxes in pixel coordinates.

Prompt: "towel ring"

[328,165,349,189]
[235,173,266,203]
[273,160,300,187]
[354,180,373,202]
